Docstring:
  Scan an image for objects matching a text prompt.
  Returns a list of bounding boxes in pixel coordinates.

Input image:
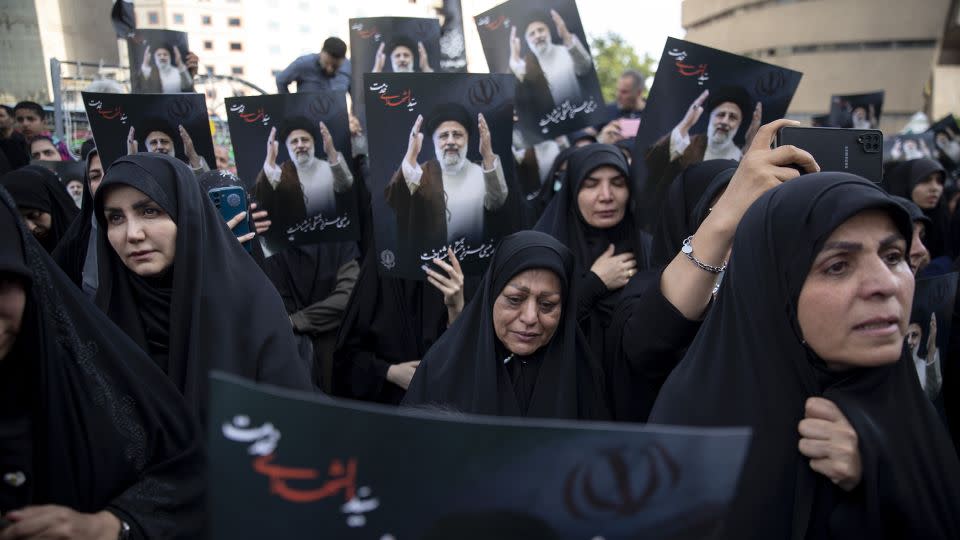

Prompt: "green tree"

[590,32,656,104]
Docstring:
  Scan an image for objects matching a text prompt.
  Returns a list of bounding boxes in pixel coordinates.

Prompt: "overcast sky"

[576,0,685,65]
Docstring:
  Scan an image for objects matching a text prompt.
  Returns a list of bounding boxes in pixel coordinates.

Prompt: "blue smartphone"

[208,186,252,252]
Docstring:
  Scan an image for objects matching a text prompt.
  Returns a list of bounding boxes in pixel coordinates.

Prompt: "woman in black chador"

[92,153,312,422]
[402,230,609,420]
[534,144,651,396]
[650,172,960,539]
[0,186,204,538]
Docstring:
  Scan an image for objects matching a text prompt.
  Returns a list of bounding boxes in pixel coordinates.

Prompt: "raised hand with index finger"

[404,114,424,169]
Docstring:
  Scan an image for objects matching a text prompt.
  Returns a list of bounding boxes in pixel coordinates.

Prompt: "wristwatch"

[118,520,131,540]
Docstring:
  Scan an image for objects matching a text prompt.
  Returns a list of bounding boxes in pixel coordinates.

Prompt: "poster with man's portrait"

[126,29,194,94]
[883,132,937,165]
[349,17,442,125]
[82,91,214,173]
[929,115,960,174]
[827,91,884,129]
[474,0,605,145]
[632,37,802,228]
[909,273,957,424]
[32,160,86,208]
[364,72,521,280]
[208,372,751,540]
[225,92,360,255]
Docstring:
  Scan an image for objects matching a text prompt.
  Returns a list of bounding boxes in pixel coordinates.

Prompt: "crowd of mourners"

[1,29,960,540]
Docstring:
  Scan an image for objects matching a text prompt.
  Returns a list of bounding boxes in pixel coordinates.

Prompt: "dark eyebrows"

[103,197,155,214]
[820,233,906,254]
[586,173,625,183]
[505,283,561,298]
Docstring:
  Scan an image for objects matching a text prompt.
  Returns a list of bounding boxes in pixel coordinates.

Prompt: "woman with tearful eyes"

[93,153,312,424]
[650,173,960,539]
[401,230,609,419]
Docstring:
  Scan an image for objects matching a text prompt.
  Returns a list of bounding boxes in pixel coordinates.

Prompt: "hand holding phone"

[775,126,883,182]
[208,186,254,252]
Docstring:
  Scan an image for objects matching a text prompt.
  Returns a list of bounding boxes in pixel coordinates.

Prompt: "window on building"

[173,13,184,24]
[268,45,282,55]
[228,17,242,27]
[229,42,243,51]
[271,69,282,77]
[205,65,215,76]
[202,15,212,25]
[147,11,159,24]
[203,41,214,50]
[231,66,244,75]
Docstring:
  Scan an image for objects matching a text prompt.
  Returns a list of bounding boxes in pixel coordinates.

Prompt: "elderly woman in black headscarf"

[534,144,651,385]
[92,153,311,422]
[53,146,104,298]
[0,186,204,538]
[0,165,78,253]
[650,172,960,539]
[884,158,952,263]
[401,230,609,420]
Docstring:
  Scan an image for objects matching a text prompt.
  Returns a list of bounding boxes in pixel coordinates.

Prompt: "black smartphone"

[207,186,252,252]
[775,126,883,182]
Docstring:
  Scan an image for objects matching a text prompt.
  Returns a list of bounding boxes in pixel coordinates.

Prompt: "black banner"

[439,0,468,72]
[828,91,884,129]
[208,372,751,539]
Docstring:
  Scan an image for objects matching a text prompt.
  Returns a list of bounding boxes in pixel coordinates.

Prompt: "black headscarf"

[534,144,651,385]
[0,165,79,253]
[93,153,312,421]
[53,147,99,291]
[0,186,204,536]
[650,159,738,267]
[884,158,951,259]
[650,172,960,539]
[401,230,609,420]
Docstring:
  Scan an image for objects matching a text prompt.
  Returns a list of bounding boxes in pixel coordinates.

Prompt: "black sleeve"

[620,273,702,379]
[576,270,608,321]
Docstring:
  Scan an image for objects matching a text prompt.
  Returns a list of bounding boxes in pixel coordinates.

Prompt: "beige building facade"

[0,0,119,103]
[682,0,955,133]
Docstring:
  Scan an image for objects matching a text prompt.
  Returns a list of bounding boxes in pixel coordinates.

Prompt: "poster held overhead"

[474,0,606,145]
[364,72,522,280]
[225,92,360,255]
[126,29,194,94]
[632,37,802,229]
[82,91,214,174]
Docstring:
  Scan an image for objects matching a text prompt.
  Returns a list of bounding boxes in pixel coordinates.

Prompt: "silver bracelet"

[681,236,726,274]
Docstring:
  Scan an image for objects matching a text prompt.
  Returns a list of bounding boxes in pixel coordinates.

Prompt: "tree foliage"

[590,32,657,104]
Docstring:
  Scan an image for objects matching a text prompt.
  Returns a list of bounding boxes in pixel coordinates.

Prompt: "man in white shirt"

[385,103,508,259]
[508,9,592,108]
[254,117,354,253]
